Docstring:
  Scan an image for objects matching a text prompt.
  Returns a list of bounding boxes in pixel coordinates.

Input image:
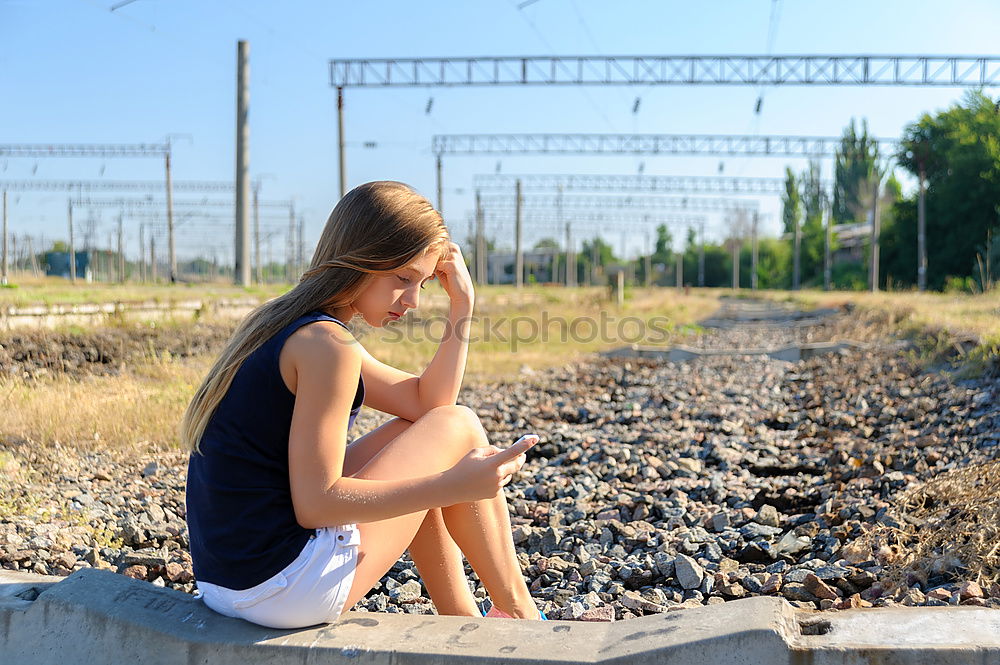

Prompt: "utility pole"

[337,86,346,199]
[253,180,261,284]
[793,209,801,290]
[165,146,176,283]
[139,224,146,283]
[26,235,39,277]
[475,190,486,285]
[436,154,443,213]
[869,176,881,292]
[675,251,683,291]
[565,221,575,288]
[698,220,705,287]
[1,190,7,286]
[68,199,76,283]
[917,163,927,291]
[150,234,157,282]
[234,39,251,287]
[823,201,832,291]
[298,215,305,276]
[514,179,523,289]
[751,211,759,291]
[591,239,600,286]
[117,214,124,283]
[643,231,652,287]
[287,203,296,282]
[731,237,740,290]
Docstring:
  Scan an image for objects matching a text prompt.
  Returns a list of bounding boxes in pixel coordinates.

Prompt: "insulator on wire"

[632,97,641,114]
[754,96,763,114]
[425,97,434,114]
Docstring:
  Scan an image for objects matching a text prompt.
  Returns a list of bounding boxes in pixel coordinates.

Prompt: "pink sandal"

[484,606,548,620]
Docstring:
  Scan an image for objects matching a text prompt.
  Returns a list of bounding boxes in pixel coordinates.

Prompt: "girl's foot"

[484,605,546,620]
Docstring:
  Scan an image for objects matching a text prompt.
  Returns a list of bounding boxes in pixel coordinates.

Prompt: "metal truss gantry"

[72,197,288,209]
[480,193,758,212]
[0,144,169,157]
[331,55,1000,87]
[328,55,967,291]
[473,173,805,195]
[433,133,899,157]
[0,180,233,192]
[481,210,710,224]
[0,143,187,283]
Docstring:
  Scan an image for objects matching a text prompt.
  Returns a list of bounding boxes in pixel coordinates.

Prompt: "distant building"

[831,222,870,263]
[45,252,92,281]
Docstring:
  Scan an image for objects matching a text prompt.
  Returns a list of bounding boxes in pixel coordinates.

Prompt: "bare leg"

[407,508,481,616]
[344,417,478,616]
[338,405,537,619]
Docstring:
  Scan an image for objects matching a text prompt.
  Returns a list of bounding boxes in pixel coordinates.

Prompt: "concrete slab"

[3,569,998,665]
[793,606,1000,665]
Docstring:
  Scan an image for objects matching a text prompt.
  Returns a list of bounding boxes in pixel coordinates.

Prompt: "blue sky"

[2,0,998,263]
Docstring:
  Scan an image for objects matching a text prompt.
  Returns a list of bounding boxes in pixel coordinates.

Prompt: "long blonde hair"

[181,181,449,452]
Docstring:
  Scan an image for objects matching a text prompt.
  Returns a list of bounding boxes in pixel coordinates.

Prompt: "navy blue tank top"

[186,311,364,590]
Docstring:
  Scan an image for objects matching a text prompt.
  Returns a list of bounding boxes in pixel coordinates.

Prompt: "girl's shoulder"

[284,317,361,361]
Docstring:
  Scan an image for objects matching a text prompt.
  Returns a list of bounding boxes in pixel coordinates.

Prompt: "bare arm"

[361,242,475,421]
[285,320,526,528]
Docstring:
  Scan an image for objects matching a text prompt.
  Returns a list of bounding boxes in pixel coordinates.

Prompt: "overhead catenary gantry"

[73,195,298,285]
[433,133,900,158]
[0,142,187,283]
[479,193,758,212]
[0,179,232,192]
[472,173,830,195]
[329,54,990,290]
[330,55,1000,88]
[441,133,882,291]
[480,210,714,288]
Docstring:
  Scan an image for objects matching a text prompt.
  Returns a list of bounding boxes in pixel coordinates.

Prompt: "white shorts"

[197,524,361,629]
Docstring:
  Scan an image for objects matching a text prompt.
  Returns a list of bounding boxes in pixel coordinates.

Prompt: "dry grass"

[752,288,1000,341]
[0,275,287,307]
[751,288,1000,376]
[0,355,210,452]
[352,285,720,380]
[0,285,717,450]
[854,461,1000,591]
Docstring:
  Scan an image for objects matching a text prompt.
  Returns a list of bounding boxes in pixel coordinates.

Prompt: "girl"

[182,181,542,629]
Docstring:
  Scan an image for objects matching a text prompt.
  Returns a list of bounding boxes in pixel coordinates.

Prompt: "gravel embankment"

[1,304,997,621]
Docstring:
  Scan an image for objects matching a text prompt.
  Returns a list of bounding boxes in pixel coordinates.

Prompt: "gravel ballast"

[1,303,998,621]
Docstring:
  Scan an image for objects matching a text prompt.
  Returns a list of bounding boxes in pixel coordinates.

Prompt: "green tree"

[884,91,1000,290]
[799,160,827,285]
[652,224,673,264]
[781,167,801,234]
[576,236,617,283]
[533,237,559,250]
[755,238,792,289]
[833,119,880,225]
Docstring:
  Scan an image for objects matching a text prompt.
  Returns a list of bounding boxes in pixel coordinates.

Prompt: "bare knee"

[420,405,487,450]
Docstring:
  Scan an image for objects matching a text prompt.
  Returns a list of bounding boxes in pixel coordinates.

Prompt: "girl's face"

[347,250,440,327]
